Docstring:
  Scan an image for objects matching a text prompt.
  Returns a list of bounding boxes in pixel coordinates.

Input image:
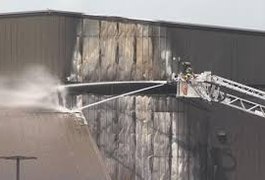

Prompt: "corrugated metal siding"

[0,14,81,80]
[2,11,265,180]
[208,104,265,180]
[167,28,265,85]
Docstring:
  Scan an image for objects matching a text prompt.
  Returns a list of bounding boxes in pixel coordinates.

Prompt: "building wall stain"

[72,19,209,180]
[2,11,265,180]
[81,95,208,180]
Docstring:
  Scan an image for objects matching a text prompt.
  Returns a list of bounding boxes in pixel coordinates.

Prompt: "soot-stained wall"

[74,19,210,180]
[73,17,265,180]
[1,11,265,180]
[81,96,209,180]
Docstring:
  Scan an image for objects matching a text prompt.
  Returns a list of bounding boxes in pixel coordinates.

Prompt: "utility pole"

[0,155,37,180]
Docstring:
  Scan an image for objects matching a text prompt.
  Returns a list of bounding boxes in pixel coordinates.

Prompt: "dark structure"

[0,156,37,180]
[0,10,265,180]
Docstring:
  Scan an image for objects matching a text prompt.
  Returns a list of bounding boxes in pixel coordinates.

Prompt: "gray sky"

[1,0,265,30]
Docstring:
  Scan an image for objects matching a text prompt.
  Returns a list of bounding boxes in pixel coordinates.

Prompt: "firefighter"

[182,62,194,81]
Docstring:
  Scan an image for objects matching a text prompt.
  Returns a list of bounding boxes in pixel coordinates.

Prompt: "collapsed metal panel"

[0,108,110,180]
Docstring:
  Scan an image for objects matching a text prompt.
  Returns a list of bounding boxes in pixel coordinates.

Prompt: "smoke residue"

[0,66,67,111]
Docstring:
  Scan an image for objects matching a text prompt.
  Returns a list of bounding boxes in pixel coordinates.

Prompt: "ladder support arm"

[217,93,265,118]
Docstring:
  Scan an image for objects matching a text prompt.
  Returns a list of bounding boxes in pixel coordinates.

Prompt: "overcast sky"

[1,0,265,30]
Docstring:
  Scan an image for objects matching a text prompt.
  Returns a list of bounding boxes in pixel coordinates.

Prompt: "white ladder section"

[217,93,265,118]
[207,74,265,118]
[211,75,265,101]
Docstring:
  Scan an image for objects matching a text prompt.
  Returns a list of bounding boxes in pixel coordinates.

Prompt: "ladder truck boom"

[211,75,265,101]
[175,70,265,118]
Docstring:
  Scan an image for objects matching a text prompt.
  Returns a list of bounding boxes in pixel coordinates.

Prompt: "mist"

[0,66,67,111]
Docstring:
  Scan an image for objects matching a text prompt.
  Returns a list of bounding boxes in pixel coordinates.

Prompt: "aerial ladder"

[62,62,265,119]
[174,63,265,118]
